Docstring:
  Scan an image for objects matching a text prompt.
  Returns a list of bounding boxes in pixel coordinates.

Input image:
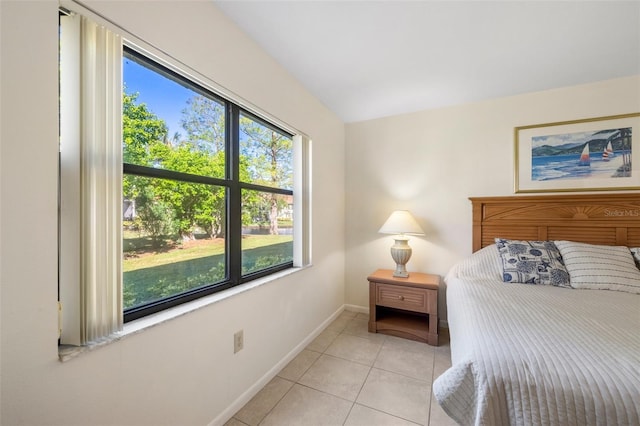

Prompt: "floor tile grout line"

[426,340,438,426]
[341,401,357,426]
[263,320,371,423]
[341,320,384,426]
[369,364,433,384]
[248,377,296,426]
[232,316,450,426]
[372,337,438,384]
[352,358,374,404]
[341,317,374,425]
[279,347,323,381]
[251,332,331,426]
[359,363,433,424]
[354,398,426,425]
[342,319,424,425]
[349,322,438,426]
[315,351,376,368]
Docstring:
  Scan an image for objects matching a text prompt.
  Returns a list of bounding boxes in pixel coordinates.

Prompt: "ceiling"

[213,1,640,123]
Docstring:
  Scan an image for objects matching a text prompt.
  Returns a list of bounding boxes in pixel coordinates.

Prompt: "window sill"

[58,265,310,362]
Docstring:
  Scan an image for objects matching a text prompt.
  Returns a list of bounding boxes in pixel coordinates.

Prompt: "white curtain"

[79,16,123,343]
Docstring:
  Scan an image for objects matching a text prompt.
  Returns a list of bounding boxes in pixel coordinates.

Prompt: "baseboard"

[208,305,345,426]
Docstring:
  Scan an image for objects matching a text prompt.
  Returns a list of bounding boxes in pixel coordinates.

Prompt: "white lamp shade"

[378,210,424,236]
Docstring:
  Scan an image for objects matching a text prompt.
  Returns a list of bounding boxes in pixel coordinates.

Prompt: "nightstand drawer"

[376,283,431,313]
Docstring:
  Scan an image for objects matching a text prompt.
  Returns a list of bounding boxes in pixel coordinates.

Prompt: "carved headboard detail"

[470,193,640,252]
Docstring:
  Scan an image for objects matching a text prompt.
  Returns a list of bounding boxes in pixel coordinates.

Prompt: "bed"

[433,193,640,426]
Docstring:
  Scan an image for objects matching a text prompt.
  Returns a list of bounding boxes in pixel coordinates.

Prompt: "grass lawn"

[123,237,293,309]
[124,234,293,272]
[123,232,294,309]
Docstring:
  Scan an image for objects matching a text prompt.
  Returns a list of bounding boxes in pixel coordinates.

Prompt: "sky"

[123,57,194,136]
[122,55,289,151]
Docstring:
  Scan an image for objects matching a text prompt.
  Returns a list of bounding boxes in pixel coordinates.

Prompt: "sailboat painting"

[578,143,591,166]
[515,113,640,193]
[602,141,614,161]
[529,126,632,182]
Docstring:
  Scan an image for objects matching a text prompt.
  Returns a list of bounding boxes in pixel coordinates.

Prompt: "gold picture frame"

[514,113,640,193]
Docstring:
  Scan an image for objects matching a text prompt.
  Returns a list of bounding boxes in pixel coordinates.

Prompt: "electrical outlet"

[234,330,244,353]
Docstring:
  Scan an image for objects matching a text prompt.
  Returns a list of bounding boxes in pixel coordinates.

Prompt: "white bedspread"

[433,245,640,426]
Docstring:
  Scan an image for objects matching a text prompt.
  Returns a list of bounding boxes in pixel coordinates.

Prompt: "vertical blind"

[79,16,123,343]
[59,13,123,345]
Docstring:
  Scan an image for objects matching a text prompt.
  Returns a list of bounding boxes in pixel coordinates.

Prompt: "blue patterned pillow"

[495,239,570,287]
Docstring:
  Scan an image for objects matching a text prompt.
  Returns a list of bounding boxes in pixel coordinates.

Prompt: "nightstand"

[368,269,440,346]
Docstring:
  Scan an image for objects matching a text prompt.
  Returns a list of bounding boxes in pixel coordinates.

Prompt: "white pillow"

[554,241,640,294]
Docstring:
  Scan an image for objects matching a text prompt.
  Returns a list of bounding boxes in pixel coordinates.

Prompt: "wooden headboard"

[470,193,640,252]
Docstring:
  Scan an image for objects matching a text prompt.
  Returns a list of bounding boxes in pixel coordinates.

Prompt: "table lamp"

[378,210,424,278]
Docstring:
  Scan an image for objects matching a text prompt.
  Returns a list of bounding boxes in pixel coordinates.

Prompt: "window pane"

[241,190,293,275]
[239,113,293,189]
[123,52,226,178]
[123,175,226,309]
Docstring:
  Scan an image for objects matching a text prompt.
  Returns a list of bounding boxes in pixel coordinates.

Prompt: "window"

[122,49,294,321]
[59,10,308,345]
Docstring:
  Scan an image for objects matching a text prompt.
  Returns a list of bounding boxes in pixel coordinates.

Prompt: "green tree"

[122,91,167,165]
[122,91,175,243]
[177,95,256,237]
[240,116,293,235]
[134,185,176,247]
[123,91,229,242]
[152,142,226,240]
[180,95,226,154]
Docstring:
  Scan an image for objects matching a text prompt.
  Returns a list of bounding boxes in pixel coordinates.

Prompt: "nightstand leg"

[368,281,377,333]
[428,316,438,346]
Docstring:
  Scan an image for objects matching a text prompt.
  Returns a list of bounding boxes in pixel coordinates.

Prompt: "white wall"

[2,0,638,423]
[345,75,640,320]
[0,1,344,425]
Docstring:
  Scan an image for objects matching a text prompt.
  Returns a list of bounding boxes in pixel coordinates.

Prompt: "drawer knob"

[398,295,404,301]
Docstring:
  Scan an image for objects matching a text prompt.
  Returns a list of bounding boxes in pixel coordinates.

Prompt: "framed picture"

[515,113,640,193]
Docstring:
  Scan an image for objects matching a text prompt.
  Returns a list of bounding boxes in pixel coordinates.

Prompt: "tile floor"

[225,310,457,426]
